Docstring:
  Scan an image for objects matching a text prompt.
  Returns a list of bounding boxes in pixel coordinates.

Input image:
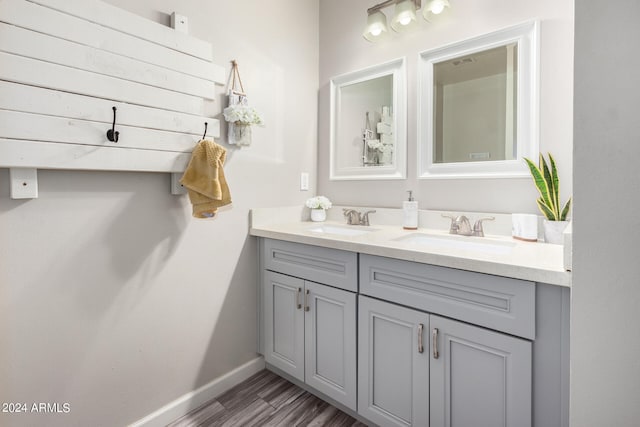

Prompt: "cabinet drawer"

[262,239,358,292]
[360,254,535,339]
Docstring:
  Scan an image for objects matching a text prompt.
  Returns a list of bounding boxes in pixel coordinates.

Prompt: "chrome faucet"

[472,217,495,237]
[343,209,360,225]
[442,214,494,237]
[443,214,472,235]
[343,208,376,226]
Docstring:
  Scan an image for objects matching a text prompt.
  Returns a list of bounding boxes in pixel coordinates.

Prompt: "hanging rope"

[230,60,246,95]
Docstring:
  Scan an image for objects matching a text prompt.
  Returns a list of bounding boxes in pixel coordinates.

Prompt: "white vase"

[310,209,326,222]
[543,220,569,244]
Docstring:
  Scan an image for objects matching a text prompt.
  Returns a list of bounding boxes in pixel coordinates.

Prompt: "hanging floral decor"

[224,60,264,146]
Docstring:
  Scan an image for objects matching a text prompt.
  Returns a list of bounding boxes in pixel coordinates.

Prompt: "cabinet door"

[304,281,357,411]
[358,296,429,427]
[263,271,305,382]
[430,315,532,427]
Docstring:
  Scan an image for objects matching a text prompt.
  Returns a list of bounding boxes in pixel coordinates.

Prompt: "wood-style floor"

[167,369,368,427]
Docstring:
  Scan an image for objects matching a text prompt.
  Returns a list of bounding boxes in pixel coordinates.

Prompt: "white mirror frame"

[330,58,407,180]
[417,21,539,179]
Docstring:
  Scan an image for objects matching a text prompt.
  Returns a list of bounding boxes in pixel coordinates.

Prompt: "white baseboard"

[129,356,265,427]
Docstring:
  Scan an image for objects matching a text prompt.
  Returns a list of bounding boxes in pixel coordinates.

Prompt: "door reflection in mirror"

[330,58,406,180]
[433,44,518,164]
[339,75,393,168]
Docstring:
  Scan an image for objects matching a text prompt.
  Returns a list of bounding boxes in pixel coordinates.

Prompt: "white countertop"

[250,206,572,288]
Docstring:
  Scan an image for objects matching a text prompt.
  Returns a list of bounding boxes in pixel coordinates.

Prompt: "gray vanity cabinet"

[358,295,429,427]
[261,239,358,411]
[359,254,534,427]
[359,295,532,427]
[259,239,567,427]
[263,271,305,381]
[430,314,531,427]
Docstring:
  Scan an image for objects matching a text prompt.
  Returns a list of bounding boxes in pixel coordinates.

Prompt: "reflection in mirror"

[434,44,517,163]
[339,75,394,167]
[330,58,406,180]
[418,21,538,179]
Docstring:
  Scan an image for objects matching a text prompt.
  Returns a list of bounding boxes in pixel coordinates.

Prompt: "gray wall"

[572,1,640,425]
[0,1,319,426]
[319,0,574,214]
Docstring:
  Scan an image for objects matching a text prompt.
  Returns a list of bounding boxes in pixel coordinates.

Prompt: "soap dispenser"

[403,190,418,230]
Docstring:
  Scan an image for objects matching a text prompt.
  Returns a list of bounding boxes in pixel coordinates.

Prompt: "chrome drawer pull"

[304,289,310,312]
[417,323,424,354]
[432,328,439,359]
[296,287,302,310]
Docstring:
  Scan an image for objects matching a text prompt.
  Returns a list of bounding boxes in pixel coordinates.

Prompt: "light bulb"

[430,1,445,14]
[391,0,417,32]
[363,10,388,42]
[423,0,449,20]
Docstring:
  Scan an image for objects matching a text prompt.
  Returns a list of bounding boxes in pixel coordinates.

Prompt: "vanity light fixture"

[363,0,451,42]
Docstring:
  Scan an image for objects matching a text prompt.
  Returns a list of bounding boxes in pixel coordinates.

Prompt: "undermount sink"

[393,233,516,255]
[308,224,377,237]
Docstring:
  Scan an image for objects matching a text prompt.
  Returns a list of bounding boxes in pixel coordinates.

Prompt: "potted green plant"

[523,153,572,244]
[305,196,333,222]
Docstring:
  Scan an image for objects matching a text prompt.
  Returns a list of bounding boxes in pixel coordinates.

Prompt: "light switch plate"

[300,173,309,191]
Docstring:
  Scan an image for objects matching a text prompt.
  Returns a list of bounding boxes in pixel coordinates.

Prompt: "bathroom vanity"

[251,206,570,427]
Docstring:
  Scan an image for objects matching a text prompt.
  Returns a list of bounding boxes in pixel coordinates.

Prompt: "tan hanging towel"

[180,139,232,218]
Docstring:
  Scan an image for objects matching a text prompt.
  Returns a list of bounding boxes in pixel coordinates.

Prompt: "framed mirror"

[418,21,539,179]
[330,58,406,180]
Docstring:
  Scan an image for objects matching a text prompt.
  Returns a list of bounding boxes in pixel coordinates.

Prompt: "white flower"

[367,139,393,153]
[223,105,264,126]
[305,196,332,210]
[367,139,383,150]
[379,144,393,154]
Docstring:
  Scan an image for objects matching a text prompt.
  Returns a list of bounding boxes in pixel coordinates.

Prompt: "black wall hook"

[107,106,119,142]
[202,122,208,140]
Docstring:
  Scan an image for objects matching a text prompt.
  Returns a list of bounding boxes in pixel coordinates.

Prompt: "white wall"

[441,74,508,162]
[572,1,640,425]
[319,0,573,214]
[0,1,318,425]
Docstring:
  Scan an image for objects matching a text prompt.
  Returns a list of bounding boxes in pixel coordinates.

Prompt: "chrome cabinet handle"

[304,289,310,312]
[417,324,424,354]
[432,328,439,359]
[296,287,302,310]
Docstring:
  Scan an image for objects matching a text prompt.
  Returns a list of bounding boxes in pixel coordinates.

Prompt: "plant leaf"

[539,153,558,218]
[537,198,556,220]
[548,153,561,219]
[524,157,556,218]
[560,197,572,221]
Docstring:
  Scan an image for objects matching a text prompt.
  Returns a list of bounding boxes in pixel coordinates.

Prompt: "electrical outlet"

[300,172,309,191]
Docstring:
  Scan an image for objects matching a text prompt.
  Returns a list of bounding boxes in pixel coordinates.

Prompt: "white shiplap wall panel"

[0,139,191,173]
[0,52,209,115]
[28,0,214,62]
[0,111,203,153]
[0,0,225,196]
[0,23,216,99]
[0,82,220,138]
[0,0,224,83]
